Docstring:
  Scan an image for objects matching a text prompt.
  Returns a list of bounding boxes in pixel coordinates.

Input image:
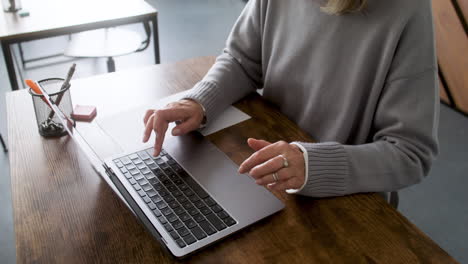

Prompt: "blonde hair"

[321,0,367,15]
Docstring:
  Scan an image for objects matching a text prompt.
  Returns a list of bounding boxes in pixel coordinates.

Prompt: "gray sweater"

[184,0,439,197]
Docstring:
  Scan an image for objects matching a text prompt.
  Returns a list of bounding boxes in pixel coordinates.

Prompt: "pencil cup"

[29,78,75,137]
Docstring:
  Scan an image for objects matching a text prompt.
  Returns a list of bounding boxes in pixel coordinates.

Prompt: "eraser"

[71,105,97,122]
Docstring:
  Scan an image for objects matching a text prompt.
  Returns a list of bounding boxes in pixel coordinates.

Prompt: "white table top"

[0,0,157,41]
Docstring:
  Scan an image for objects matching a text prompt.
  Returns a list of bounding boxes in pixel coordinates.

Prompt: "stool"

[64,22,151,72]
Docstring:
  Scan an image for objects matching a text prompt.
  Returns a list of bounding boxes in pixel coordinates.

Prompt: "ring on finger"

[279,155,289,168]
[272,172,279,182]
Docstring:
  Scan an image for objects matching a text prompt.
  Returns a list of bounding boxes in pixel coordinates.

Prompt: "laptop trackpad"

[163,133,283,224]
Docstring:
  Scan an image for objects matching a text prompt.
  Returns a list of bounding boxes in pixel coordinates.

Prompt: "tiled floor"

[1,1,467,263]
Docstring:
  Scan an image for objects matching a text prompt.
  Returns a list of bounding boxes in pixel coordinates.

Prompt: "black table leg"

[1,42,19,91]
[0,133,7,153]
[151,16,160,64]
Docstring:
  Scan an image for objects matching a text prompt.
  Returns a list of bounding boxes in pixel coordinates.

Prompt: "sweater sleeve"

[294,2,440,197]
[183,0,264,124]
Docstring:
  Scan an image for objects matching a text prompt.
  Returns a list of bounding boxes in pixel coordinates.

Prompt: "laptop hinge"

[103,164,115,176]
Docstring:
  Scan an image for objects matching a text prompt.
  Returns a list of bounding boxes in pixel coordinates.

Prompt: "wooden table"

[432,0,468,114]
[6,57,458,263]
[0,0,159,91]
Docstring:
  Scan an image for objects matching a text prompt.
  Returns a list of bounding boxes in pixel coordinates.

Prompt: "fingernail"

[173,129,180,136]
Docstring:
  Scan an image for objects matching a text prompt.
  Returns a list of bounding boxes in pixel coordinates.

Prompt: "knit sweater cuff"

[295,142,349,197]
[183,81,222,126]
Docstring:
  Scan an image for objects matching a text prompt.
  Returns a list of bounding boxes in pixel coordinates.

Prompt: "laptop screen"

[34,81,105,167]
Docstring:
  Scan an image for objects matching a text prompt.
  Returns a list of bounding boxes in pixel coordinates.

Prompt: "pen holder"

[29,78,75,137]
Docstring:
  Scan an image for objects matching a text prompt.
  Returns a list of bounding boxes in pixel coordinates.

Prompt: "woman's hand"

[238,138,306,191]
[142,99,205,156]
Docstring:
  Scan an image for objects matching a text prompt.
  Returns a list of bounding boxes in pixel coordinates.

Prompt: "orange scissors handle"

[25,79,51,107]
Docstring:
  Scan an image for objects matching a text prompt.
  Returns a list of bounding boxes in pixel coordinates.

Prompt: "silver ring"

[280,155,289,168]
[272,172,279,182]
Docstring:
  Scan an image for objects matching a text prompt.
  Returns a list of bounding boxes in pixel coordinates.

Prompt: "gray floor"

[1,1,467,263]
[399,105,468,263]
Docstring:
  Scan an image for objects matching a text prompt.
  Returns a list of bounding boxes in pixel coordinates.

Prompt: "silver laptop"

[37,83,284,258]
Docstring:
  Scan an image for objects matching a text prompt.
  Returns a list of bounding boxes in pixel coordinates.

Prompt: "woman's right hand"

[142,99,205,157]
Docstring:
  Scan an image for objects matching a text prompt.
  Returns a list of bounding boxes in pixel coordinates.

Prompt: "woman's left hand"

[238,138,306,191]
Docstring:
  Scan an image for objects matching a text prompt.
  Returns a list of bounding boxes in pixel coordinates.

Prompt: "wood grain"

[7,57,458,263]
[455,0,468,24]
[439,78,451,105]
[432,0,468,114]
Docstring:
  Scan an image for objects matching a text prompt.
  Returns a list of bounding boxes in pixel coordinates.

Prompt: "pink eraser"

[71,105,97,122]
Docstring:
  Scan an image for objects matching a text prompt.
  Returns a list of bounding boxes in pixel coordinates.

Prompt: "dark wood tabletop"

[6,56,458,263]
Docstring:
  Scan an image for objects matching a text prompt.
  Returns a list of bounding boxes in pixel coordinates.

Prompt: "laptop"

[37,83,285,258]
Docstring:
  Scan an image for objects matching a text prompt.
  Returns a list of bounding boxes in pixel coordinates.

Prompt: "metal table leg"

[1,42,19,91]
[151,16,160,64]
[0,133,7,153]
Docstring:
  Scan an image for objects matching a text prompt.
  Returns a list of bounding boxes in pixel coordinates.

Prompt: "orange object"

[25,79,43,95]
[25,79,51,107]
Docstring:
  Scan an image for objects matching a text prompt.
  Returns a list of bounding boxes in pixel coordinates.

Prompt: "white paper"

[96,91,251,152]
[199,106,250,136]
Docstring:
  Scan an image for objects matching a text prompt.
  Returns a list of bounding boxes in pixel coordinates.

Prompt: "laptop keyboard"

[113,148,237,248]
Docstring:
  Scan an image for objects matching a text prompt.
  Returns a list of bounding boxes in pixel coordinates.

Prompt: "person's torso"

[259,0,419,144]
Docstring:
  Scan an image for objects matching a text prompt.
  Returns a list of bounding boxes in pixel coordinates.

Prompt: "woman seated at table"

[142,0,439,203]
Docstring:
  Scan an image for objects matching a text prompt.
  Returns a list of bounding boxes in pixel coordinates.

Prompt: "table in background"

[6,57,458,263]
[0,0,159,91]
